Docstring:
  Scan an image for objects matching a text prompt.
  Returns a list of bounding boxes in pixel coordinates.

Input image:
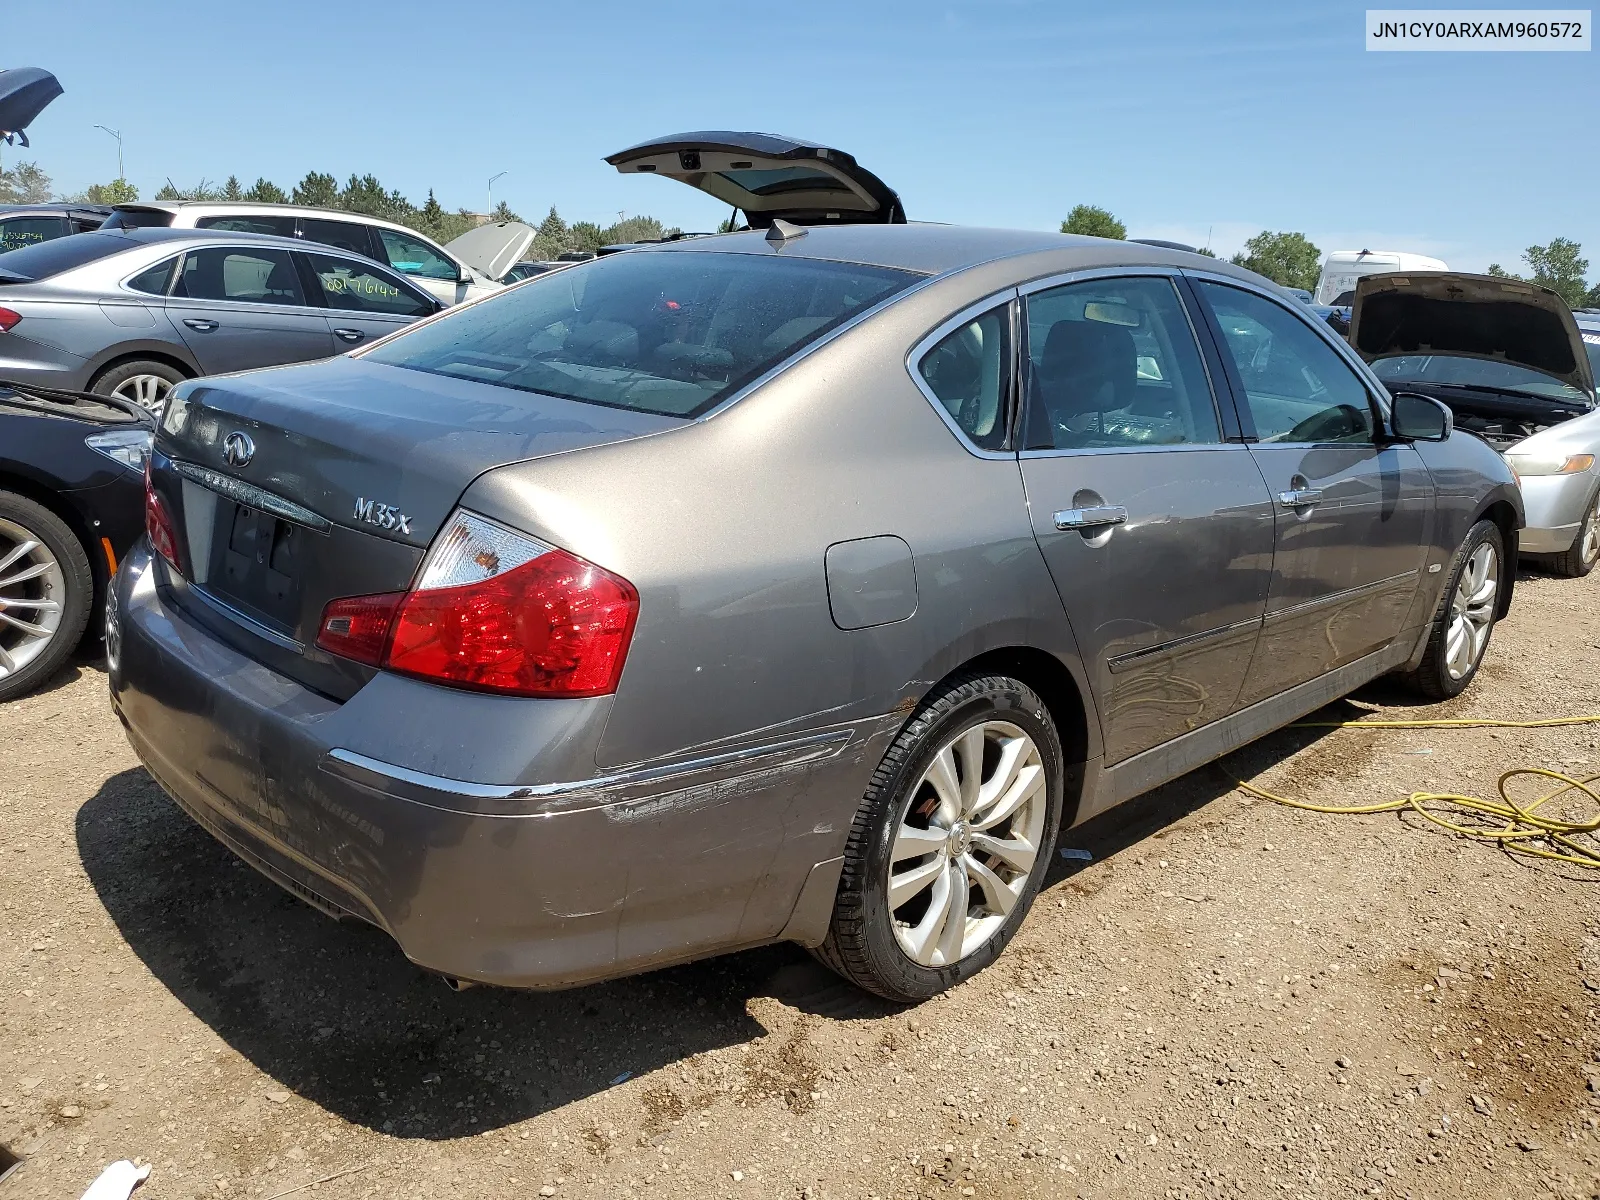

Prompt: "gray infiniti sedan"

[108,162,1521,1002]
[0,227,441,413]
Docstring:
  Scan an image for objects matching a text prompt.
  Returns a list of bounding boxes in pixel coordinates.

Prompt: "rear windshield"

[0,231,134,280]
[100,208,175,230]
[364,249,920,418]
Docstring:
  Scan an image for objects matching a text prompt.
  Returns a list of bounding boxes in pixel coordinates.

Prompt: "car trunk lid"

[1351,271,1596,398]
[150,353,683,699]
[444,220,536,281]
[605,131,906,227]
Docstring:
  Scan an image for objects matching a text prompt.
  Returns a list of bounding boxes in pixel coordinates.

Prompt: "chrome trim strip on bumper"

[320,726,860,818]
[171,460,332,532]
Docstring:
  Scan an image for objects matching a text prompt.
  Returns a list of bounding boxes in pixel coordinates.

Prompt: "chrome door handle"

[182,318,218,331]
[332,327,365,343]
[1277,487,1324,507]
[1054,505,1128,531]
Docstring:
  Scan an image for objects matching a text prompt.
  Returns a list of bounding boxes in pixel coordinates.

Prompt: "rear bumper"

[1518,470,1596,555]
[107,546,879,988]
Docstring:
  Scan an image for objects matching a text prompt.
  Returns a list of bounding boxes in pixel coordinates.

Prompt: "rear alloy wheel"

[1399,519,1503,700]
[816,674,1064,1003]
[1549,488,1600,578]
[0,493,92,702]
[91,359,186,417]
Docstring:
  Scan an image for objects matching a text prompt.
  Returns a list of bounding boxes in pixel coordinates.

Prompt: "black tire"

[1397,519,1504,701]
[89,359,186,415]
[1547,486,1600,578]
[815,674,1065,1004]
[0,491,93,702]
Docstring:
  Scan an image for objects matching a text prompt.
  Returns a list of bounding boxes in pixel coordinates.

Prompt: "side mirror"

[1390,391,1452,441]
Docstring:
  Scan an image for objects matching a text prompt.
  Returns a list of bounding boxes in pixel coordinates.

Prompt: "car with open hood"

[1353,272,1600,575]
[109,133,1520,1003]
[101,203,533,307]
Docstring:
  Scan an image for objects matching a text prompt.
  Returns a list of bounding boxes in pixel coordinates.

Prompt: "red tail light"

[0,307,19,333]
[316,511,639,698]
[143,458,183,573]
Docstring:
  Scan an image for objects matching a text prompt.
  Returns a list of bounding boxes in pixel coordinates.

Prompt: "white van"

[1314,249,1448,305]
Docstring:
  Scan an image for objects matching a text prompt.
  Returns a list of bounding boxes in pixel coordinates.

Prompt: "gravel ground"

[3,568,1599,1200]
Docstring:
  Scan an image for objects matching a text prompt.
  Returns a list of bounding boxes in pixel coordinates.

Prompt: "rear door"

[1016,272,1276,767]
[297,249,439,348]
[165,245,335,374]
[1191,278,1432,703]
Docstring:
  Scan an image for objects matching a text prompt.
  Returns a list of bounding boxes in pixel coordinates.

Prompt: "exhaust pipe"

[441,975,478,992]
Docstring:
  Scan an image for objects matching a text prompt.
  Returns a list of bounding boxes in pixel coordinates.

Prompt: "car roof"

[0,203,111,218]
[111,201,419,234]
[636,222,1272,285]
[82,226,360,254]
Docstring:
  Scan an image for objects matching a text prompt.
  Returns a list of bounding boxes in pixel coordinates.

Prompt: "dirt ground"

[4,568,1600,1200]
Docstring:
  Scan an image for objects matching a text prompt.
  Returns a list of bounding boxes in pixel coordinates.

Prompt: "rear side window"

[302,251,434,316]
[0,231,135,279]
[301,219,380,260]
[377,229,456,281]
[175,247,305,306]
[917,306,1011,450]
[197,214,296,238]
[366,250,920,418]
[127,257,179,296]
[0,215,66,252]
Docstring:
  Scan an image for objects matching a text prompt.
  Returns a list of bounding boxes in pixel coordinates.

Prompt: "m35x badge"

[353,497,411,535]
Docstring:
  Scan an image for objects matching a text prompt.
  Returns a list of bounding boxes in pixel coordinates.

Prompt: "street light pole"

[488,171,508,219]
[94,125,124,180]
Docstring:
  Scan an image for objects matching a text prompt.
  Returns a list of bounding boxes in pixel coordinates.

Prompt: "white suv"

[101,203,532,307]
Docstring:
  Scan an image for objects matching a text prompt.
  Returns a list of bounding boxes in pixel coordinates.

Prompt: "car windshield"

[365,250,921,418]
[0,231,132,280]
[1583,329,1600,386]
[1370,354,1590,403]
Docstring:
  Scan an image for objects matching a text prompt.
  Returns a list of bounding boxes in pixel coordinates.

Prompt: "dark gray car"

[108,218,1521,1003]
[0,227,442,413]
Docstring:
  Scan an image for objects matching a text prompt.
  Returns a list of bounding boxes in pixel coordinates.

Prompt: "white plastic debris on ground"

[80,1160,151,1200]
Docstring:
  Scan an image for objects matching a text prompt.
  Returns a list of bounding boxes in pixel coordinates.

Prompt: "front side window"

[917,306,1011,450]
[175,247,305,306]
[196,214,296,238]
[1197,281,1374,444]
[302,251,433,317]
[377,229,457,281]
[365,250,920,418]
[1024,275,1220,449]
[0,216,66,252]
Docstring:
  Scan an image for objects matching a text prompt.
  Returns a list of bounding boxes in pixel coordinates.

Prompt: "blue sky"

[13,1,1598,272]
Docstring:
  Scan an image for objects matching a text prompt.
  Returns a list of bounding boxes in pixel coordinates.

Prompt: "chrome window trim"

[116,250,183,297]
[1179,267,1396,420]
[1012,266,1232,459]
[903,288,1022,461]
[166,244,324,317]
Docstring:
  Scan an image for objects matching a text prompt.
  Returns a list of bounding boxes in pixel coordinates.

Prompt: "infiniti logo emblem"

[222,431,255,468]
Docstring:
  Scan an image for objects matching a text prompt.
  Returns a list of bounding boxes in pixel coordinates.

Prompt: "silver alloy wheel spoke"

[1584,499,1600,565]
[0,516,65,680]
[888,719,1048,968]
[112,374,172,416]
[1445,542,1497,680]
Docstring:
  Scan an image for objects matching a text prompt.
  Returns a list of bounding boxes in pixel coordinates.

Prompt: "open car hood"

[443,220,535,281]
[605,131,905,227]
[1351,271,1595,397]
[0,69,63,145]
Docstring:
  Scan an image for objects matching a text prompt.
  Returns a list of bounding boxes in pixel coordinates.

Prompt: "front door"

[1192,279,1433,703]
[1018,274,1276,766]
[166,245,335,374]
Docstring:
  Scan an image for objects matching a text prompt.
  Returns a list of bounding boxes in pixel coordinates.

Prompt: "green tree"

[0,161,51,204]
[1523,237,1589,309]
[292,171,338,208]
[1230,231,1321,291]
[604,215,665,245]
[244,177,287,203]
[222,174,243,201]
[1194,246,1217,258]
[154,181,182,200]
[84,179,139,204]
[1060,204,1126,240]
[1486,263,1513,277]
[420,189,445,227]
[489,199,521,224]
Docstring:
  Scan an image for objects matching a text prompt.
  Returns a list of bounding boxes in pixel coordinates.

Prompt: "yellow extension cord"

[1231,713,1600,870]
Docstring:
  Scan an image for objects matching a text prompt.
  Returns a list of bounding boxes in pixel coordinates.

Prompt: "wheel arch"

[1475,497,1519,618]
[85,347,196,392]
[927,645,1094,827]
